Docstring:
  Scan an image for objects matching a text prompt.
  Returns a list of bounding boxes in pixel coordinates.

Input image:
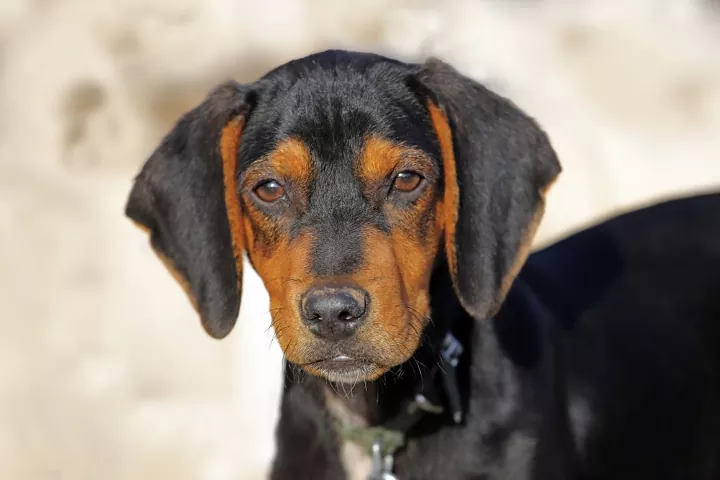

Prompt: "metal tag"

[368,440,399,480]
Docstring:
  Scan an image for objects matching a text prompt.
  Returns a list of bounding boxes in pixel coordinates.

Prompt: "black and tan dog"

[126,50,720,479]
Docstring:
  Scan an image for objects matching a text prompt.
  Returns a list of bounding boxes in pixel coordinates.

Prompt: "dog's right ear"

[413,59,561,322]
[125,82,253,339]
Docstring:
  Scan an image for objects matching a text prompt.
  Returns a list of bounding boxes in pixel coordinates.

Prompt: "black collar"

[386,331,465,431]
[334,329,468,465]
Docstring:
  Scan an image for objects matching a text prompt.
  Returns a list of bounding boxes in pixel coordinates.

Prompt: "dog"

[126,50,720,479]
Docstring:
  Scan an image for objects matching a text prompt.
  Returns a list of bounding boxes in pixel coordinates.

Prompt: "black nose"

[301,286,368,340]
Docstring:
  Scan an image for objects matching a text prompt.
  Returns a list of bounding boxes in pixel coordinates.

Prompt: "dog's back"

[523,193,720,479]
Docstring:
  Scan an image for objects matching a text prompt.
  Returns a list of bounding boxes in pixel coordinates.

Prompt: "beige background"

[1,0,719,478]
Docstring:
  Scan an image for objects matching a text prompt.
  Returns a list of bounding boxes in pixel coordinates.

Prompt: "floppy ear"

[125,82,252,338]
[415,58,561,320]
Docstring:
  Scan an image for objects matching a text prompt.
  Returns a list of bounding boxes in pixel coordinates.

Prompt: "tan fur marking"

[268,138,313,184]
[220,116,246,292]
[349,226,438,370]
[130,219,150,235]
[244,229,316,362]
[540,175,558,199]
[358,136,405,184]
[427,101,459,278]
[241,138,313,212]
[358,135,435,190]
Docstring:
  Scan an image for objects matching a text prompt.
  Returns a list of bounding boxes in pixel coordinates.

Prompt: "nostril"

[301,286,368,325]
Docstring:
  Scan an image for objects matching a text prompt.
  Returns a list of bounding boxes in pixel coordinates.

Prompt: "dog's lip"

[307,355,372,372]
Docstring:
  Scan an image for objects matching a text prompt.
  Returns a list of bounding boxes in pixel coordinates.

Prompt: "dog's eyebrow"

[357,136,436,186]
[241,138,314,185]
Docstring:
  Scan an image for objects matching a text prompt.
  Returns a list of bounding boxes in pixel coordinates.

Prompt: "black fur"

[126,50,720,479]
[126,83,251,338]
[274,193,720,479]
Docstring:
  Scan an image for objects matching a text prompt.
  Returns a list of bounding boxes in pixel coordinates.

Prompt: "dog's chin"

[304,356,387,383]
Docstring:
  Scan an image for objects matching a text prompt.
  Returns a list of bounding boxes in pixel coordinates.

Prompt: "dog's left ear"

[125,82,252,339]
[413,58,561,320]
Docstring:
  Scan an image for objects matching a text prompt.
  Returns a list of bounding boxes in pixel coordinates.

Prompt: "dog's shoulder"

[521,193,720,478]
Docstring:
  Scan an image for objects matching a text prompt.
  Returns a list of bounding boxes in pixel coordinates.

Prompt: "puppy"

[126,50,720,479]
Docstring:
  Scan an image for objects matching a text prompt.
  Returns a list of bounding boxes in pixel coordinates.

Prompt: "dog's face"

[126,51,560,382]
[238,128,444,381]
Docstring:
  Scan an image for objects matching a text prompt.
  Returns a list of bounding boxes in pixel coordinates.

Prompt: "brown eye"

[392,171,423,193]
[254,180,286,203]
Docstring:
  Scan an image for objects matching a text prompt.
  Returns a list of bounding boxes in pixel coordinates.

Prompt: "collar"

[334,331,466,480]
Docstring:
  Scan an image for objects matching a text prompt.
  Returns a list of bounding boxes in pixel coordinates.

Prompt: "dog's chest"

[324,391,374,480]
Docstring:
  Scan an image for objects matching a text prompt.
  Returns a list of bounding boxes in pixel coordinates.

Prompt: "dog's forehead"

[274,78,413,168]
[239,54,438,173]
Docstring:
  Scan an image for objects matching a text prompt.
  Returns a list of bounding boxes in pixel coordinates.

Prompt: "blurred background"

[1,0,719,478]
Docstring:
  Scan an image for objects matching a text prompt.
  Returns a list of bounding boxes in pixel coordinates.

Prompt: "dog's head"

[126,51,560,382]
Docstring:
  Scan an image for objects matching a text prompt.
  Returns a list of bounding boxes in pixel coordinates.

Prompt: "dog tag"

[368,441,399,480]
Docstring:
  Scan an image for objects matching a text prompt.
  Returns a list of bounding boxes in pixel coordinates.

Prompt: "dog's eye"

[254,180,286,203]
[392,171,423,193]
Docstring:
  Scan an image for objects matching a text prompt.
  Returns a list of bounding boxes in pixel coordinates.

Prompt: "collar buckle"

[440,332,464,367]
[439,333,464,424]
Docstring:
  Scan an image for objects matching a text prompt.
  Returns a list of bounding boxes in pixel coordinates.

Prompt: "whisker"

[435,359,448,376]
[328,379,341,397]
[269,323,290,350]
[414,358,424,386]
[406,305,433,328]
[265,313,285,334]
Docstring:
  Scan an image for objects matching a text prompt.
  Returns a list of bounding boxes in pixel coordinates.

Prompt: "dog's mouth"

[281,307,429,383]
[305,355,382,383]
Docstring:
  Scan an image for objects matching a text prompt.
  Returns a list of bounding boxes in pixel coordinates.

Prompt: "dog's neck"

[314,268,558,435]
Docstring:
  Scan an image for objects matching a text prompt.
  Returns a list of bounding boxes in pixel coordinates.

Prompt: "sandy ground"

[1,0,719,478]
